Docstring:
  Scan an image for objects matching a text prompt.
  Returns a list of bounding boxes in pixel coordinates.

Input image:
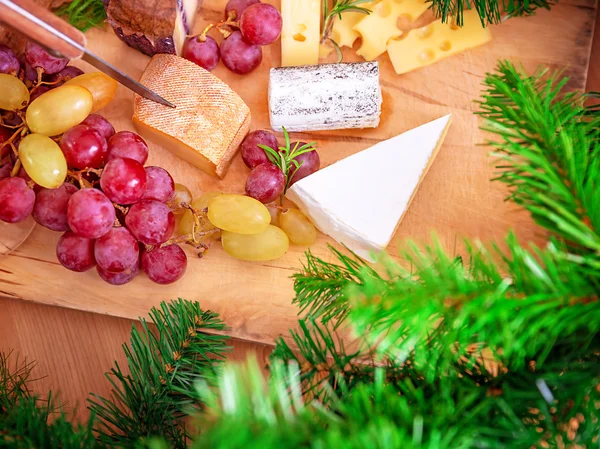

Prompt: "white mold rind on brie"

[269,62,383,132]
[286,115,453,262]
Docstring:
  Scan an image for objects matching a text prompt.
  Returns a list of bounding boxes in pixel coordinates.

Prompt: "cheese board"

[0,0,597,346]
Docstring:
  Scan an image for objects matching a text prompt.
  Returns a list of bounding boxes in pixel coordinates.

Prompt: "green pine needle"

[292,246,378,327]
[427,0,555,27]
[321,0,372,46]
[88,299,230,448]
[478,61,600,259]
[55,0,107,32]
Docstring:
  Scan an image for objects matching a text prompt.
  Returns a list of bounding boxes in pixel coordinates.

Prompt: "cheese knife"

[0,0,175,108]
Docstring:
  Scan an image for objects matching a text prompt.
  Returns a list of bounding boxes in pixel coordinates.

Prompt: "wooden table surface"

[0,8,598,423]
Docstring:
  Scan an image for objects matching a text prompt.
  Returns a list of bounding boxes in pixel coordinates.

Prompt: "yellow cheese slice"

[353,0,429,61]
[330,2,373,48]
[281,0,321,66]
[386,9,492,75]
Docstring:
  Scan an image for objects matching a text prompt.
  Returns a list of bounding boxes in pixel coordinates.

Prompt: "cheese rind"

[386,10,492,74]
[281,0,321,66]
[353,0,429,61]
[269,62,382,132]
[133,55,250,178]
[286,115,452,262]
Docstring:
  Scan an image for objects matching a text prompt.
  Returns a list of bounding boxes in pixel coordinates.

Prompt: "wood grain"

[0,2,597,426]
[0,297,272,423]
[0,0,597,348]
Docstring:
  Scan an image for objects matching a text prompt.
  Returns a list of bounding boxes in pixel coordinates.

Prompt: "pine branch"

[270,318,411,404]
[292,246,379,327]
[0,351,100,448]
[88,299,230,449]
[0,350,35,413]
[0,393,100,449]
[427,0,555,27]
[478,61,600,259]
[55,0,107,32]
[191,355,600,449]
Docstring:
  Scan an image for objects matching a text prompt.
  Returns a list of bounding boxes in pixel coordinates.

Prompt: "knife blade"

[0,0,175,108]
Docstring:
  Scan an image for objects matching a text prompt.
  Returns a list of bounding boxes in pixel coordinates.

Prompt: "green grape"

[222,225,289,261]
[26,85,93,136]
[0,74,29,111]
[169,183,193,215]
[208,194,270,234]
[19,133,68,189]
[266,204,281,227]
[178,191,222,236]
[279,208,317,246]
[65,72,117,112]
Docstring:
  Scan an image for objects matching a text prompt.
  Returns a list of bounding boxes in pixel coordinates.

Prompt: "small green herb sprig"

[258,128,317,193]
[320,0,372,61]
[55,0,106,32]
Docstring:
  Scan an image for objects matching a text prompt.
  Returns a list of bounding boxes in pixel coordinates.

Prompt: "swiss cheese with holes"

[331,2,374,48]
[281,0,321,66]
[386,9,492,75]
[133,54,250,178]
[353,0,430,61]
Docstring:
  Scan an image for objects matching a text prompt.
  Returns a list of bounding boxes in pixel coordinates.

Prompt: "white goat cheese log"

[269,62,383,132]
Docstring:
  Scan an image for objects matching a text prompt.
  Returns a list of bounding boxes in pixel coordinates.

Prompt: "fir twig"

[0,350,35,412]
[427,0,554,27]
[55,0,107,32]
[292,246,378,326]
[0,351,99,448]
[88,299,230,449]
[478,61,600,259]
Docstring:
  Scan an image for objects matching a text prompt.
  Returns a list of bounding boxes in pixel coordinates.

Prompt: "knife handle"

[0,0,86,59]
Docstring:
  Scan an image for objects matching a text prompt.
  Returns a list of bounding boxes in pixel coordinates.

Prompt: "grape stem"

[267,202,288,213]
[10,159,21,177]
[29,77,64,95]
[198,11,239,41]
[198,23,215,42]
[0,112,25,129]
[67,171,93,189]
[35,67,43,87]
[0,126,27,154]
[113,204,129,215]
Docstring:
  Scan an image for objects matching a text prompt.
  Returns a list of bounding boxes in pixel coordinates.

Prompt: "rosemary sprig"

[321,0,372,45]
[258,127,317,193]
[55,0,106,32]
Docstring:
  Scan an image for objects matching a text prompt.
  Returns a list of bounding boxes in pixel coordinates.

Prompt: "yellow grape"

[266,204,281,227]
[222,225,289,261]
[0,74,29,111]
[19,134,67,188]
[178,191,222,236]
[65,72,117,112]
[208,194,270,234]
[26,85,93,136]
[169,183,193,216]
[279,208,317,246]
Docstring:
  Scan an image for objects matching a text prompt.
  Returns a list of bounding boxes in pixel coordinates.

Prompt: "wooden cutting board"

[0,0,597,346]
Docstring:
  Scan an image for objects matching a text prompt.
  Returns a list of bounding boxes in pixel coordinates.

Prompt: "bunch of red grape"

[240,129,321,204]
[0,43,188,286]
[182,0,282,75]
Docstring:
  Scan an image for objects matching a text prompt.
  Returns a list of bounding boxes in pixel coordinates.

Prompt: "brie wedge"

[286,115,452,262]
